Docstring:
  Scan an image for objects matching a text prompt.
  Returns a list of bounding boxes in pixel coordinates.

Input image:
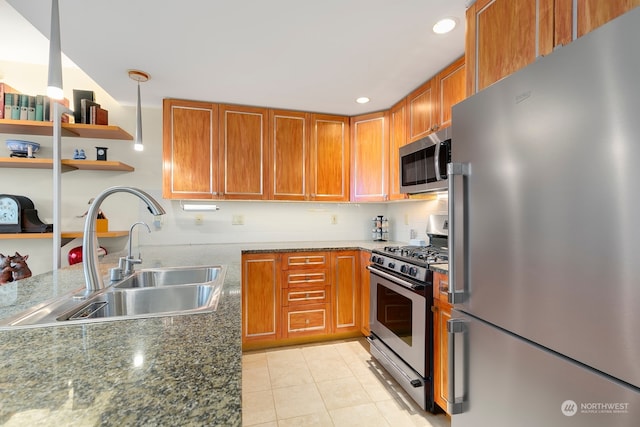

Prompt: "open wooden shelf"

[0,157,134,172]
[0,119,133,140]
[0,231,129,240]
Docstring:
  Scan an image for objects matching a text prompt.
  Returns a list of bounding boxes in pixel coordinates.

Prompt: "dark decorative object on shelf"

[0,194,53,233]
[96,146,108,161]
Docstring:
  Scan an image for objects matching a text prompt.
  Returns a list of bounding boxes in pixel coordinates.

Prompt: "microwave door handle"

[434,141,442,181]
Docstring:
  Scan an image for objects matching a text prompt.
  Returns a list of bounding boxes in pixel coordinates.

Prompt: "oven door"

[369,267,427,376]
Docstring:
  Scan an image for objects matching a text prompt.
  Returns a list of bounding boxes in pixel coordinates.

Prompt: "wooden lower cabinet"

[242,249,366,349]
[242,253,281,345]
[331,250,360,334]
[433,270,451,414]
[360,250,371,336]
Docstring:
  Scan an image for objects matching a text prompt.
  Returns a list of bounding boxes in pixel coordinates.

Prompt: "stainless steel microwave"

[399,128,451,194]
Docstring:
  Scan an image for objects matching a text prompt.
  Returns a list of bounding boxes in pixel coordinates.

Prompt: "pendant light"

[128,70,150,151]
[47,0,64,100]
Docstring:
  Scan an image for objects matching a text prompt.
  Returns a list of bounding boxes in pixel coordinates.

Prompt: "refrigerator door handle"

[447,162,470,304]
[447,317,468,414]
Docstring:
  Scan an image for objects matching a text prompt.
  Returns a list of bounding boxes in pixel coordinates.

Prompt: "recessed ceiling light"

[433,18,457,34]
[356,97,370,104]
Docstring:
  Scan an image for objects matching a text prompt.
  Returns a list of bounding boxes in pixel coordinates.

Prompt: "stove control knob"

[400,265,408,274]
[409,267,418,277]
[377,258,385,265]
[370,255,378,264]
[388,262,396,269]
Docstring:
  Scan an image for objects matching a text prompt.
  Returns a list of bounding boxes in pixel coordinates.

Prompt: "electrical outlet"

[330,214,338,225]
[194,214,203,225]
[232,215,245,225]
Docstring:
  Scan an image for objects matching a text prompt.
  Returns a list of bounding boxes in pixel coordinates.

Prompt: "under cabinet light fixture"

[180,201,220,212]
[47,0,64,100]
[128,70,150,151]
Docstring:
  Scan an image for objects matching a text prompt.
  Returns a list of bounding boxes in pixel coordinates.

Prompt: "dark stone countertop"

[0,240,393,426]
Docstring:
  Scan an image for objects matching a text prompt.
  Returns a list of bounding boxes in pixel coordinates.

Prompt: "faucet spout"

[82,187,166,293]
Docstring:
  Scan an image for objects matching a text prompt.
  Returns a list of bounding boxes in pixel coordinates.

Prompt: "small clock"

[96,146,108,161]
[0,195,21,233]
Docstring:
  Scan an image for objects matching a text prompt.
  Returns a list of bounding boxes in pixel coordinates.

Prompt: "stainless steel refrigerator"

[447,7,640,426]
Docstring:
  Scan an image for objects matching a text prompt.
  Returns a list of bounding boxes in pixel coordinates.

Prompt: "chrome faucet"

[82,187,166,293]
[110,221,151,281]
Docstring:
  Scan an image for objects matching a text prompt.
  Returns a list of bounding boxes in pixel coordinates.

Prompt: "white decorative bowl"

[6,139,41,155]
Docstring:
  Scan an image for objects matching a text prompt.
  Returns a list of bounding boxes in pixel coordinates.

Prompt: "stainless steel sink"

[58,284,221,321]
[0,265,226,329]
[114,266,222,288]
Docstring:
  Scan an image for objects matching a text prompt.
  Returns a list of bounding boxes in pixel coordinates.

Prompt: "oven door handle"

[367,266,423,290]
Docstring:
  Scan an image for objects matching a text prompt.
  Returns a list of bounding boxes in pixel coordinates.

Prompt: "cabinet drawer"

[433,271,449,303]
[284,287,330,306]
[283,303,330,335]
[282,252,329,269]
[283,269,329,288]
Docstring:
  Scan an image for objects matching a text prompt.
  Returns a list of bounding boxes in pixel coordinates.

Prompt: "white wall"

[0,61,446,275]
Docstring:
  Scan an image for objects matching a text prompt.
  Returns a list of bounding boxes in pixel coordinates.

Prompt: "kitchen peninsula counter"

[0,240,392,426]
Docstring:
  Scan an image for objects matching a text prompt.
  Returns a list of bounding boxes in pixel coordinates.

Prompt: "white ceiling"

[3,0,468,116]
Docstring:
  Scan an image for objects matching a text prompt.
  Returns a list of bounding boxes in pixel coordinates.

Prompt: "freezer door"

[449,8,640,387]
[449,311,640,427]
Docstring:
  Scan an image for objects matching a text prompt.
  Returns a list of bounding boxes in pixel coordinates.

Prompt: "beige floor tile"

[265,346,306,365]
[242,366,272,393]
[243,351,268,370]
[307,356,354,383]
[277,410,334,427]
[242,389,276,426]
[268,360,314,389]
[356,371,400,402]
[329,402,391,427]
[272,383,326,420]
[246,423,278,427]
[301,342,343,361]
[316,376,371,411]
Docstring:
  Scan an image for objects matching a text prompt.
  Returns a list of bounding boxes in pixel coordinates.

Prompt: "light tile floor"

[242,338,451,427]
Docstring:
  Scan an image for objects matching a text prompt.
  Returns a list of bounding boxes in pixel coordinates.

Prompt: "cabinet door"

[242,253,281,345]
[270,110,309,201]
[555,0,640,46]
[309,114,350,202]
[162,99,218,199]
[350,111,389,202]
[434,56,466,131]
[219,104,269,200]
[465,0,554,94]
[360,250,371,336]
[433,298,452,414]
[388,99,408,201]
[332,250,360,334]
[407,78,436,142]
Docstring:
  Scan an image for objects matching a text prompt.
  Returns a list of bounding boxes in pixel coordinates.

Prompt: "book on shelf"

[72,89,94,123]
[0,83,19,120]
[19,94,29,120]
[3,93,15,120]
[27,96,36,121]
[80,98,100,124]
[89,105,109,125]
[35,95,44,121]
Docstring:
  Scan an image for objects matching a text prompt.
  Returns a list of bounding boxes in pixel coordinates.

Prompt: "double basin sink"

[0,265,226,329]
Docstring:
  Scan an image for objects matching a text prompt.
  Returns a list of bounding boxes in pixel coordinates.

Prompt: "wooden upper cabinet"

[350,111,389,202]
[388,99,408,201]
[162,99,218,199]
[435,56,466,131]
[555,0,640,46]
[466,0,554,95]
[309,114,350,202]
[219,104,269,200]
[269,110,310,201]
[407,78,436,142]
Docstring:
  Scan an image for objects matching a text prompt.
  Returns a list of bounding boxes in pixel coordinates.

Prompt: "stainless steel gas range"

[367,215,448,412]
